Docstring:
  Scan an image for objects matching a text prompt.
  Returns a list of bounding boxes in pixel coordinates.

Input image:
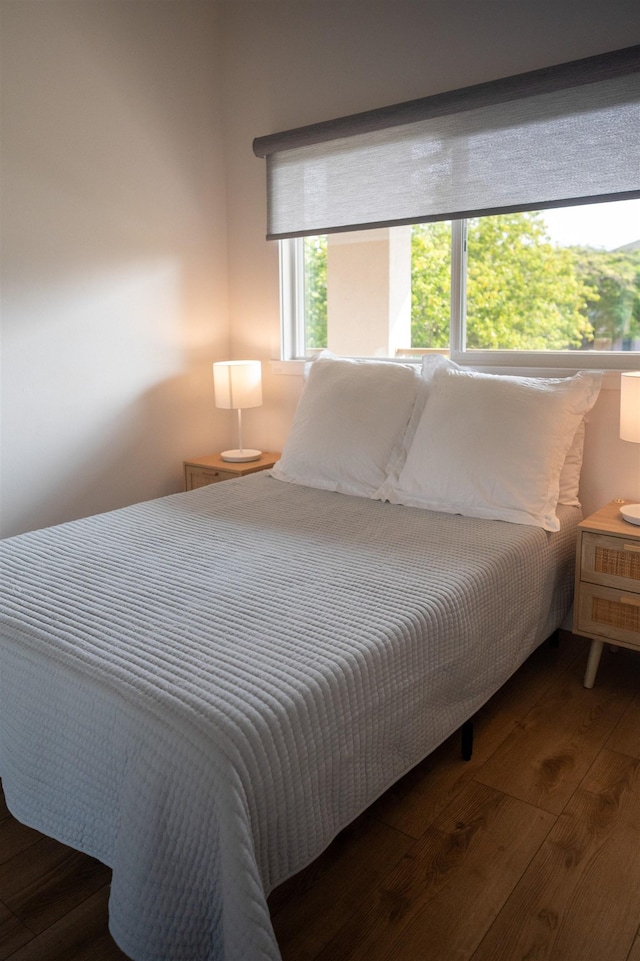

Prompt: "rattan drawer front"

[577,582,640,649]
[581,531,640,591]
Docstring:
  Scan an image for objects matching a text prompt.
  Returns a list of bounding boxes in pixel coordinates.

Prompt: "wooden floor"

[2,631,640,960]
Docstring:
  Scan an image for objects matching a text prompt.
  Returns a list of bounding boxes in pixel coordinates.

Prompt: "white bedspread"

[0,474,579,961]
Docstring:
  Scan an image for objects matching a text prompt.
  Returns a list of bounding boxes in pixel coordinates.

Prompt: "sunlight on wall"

[1,1,227,536]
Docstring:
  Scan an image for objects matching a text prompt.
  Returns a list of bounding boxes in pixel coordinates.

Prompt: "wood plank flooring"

[2,631,640,960]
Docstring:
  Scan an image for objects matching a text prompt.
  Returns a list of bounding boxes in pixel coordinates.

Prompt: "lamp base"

[220,449,262,463]
[619,503,640,526]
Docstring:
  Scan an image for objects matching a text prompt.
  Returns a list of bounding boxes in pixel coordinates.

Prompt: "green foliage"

[410,222,451,348]
[466,213,596,350]
[570,245,640,349]
[304,235,327,349]
[411,213,597,350]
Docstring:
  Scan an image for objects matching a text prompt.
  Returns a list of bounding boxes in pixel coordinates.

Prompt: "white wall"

[1,1,229,537]
[222,0,640,517]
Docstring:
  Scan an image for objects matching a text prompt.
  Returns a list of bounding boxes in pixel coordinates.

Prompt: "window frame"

[279,235,305,363]
[279,215,640,373]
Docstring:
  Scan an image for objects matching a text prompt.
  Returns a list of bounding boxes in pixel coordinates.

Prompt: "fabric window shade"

[253,46,640,240]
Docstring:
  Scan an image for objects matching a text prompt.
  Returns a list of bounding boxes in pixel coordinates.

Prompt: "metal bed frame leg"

[459,630,560,762]
[461,719,473,761]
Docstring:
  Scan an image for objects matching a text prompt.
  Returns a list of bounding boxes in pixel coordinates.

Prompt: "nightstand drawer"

[185,466,237,490]
[576,582,640,648]
[580,531,640,591]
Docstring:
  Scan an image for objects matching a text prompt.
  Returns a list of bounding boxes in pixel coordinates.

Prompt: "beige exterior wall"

[327,229,411,358]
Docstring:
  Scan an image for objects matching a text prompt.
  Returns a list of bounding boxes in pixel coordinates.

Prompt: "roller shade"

[253,46,640,240]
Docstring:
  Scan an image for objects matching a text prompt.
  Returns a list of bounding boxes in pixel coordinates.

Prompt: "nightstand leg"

[584,639,604,689]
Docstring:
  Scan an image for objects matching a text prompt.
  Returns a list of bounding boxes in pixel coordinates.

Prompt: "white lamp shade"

[620,372,640,444]
[213,360,262,410]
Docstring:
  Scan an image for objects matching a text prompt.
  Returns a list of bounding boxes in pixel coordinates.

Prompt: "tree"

[411,212,596,350]
[466,213,596,350]
[303,235,327,348]
[410,222,451,348]
[570,245,640,349]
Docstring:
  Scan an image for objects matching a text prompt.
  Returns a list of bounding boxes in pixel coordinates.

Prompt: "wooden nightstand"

[574,499,640,688]
[184,452,280,492]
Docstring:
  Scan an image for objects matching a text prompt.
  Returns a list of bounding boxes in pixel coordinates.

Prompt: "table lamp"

[619,371,640,525]
[213,360,263,462]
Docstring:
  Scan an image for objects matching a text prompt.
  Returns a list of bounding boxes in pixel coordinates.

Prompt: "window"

[256,47,639,370]
[281,198,640,369]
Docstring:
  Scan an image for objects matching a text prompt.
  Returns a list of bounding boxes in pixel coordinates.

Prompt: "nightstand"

[574,500,640,688]
[184,452,280,492]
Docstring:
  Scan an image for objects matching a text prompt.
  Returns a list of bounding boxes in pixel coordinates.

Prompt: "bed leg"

[461,719,474,761]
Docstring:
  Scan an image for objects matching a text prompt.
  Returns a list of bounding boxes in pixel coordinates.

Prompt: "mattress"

[0,473,580,961]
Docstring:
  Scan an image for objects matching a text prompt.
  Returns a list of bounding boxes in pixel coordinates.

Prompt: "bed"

[0,355,601,961]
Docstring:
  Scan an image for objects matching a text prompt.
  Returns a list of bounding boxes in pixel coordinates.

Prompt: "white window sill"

[270,359,625,389]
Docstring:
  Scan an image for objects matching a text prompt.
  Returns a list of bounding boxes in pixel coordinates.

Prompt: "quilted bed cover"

[0,473,579,961]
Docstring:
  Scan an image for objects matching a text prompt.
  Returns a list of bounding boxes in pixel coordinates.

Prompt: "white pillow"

[271,354,420,497]
[558,418,586,507]
[420,355,590,508]
[376,367,602,530]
